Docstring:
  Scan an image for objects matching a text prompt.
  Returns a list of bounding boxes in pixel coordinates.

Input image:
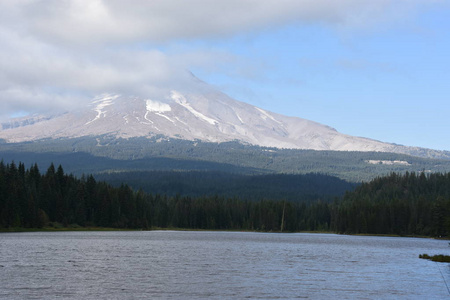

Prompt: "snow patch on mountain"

[145,99,175,123]
[156,112,175,123]
[146,100,171,113]
[171,91,217,125]
[255,107,282,125]
[86,94,118,125]
[366,160,411,165]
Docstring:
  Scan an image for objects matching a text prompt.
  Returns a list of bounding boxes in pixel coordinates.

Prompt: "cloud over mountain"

[0,0,442,120]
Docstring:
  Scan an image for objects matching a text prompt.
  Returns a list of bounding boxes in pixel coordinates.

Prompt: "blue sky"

[190,5,450,150]
[1,1,449,150]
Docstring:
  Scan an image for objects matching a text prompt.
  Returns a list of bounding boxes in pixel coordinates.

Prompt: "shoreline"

[1,226,447,240]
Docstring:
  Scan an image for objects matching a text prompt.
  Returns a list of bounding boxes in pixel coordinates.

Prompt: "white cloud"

[0,0,442,120]
[14,0,424,45]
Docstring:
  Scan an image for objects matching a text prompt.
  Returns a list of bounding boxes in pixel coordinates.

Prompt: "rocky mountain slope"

[0,78,448,160]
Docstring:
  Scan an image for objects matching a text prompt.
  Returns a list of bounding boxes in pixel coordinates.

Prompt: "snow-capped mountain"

[0,79,447,159]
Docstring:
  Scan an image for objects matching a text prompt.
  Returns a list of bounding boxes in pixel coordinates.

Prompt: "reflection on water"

[0,231,449,299]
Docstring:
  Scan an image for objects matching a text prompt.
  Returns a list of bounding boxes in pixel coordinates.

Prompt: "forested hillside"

[0,161,334,231]
[335,172,450,236]
[2,137,450,182]
[96,171,354,202]
[1,161,449,237]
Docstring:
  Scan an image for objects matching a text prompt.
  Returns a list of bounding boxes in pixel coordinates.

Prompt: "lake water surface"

[0,231,449,299]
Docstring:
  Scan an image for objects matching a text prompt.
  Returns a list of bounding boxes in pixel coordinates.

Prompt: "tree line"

[0,161,332,231]
[0,161,449,237]
[334,172,450,236]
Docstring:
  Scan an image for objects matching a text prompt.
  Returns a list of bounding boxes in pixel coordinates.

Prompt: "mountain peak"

[1,82,449,160]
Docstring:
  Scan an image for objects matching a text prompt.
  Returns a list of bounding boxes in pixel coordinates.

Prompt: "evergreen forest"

[3,137,450,182]
[96,170,355,201]
[0,160,449,237]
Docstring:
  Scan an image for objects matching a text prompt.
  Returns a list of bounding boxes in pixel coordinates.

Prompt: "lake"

[0,231,449,299]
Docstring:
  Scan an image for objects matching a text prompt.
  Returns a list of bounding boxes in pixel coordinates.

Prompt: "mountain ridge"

[0,77,449,160]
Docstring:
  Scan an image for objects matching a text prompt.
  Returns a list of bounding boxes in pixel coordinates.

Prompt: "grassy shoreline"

[419,254,450,262]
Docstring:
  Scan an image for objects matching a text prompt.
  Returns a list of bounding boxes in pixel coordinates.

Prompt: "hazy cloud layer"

[0,0,440,119]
